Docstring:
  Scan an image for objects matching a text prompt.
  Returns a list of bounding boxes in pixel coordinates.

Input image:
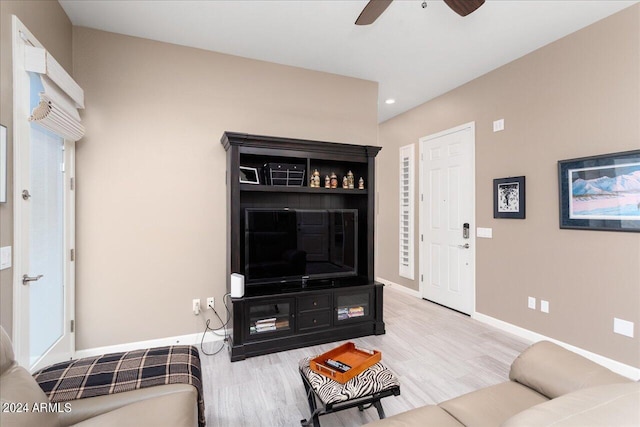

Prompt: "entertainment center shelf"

[221,132,383,361]
[239,184,368,194]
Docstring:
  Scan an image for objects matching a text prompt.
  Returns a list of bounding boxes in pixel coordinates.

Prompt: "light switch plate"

[540,300,549,313]
[527,296,536,310]
[0,246,11,270]
[493,119,505,132]
[477,227,493,238]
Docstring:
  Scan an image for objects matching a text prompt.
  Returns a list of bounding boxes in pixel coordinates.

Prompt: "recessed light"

[385,98,396,105]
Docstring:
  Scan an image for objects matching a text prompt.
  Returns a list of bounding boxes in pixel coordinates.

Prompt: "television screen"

[244,209,358,284]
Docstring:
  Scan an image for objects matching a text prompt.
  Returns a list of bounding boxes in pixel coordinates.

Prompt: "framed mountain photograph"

[558,150,640,232]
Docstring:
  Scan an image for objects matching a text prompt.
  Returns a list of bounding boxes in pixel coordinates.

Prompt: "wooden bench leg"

[300,374,322,427]
[373,399,386,419]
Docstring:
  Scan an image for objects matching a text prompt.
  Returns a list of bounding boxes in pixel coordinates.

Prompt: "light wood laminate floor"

[200,285,530,427]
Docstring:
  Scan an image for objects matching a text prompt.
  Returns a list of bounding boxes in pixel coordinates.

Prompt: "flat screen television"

[244,208,358,285]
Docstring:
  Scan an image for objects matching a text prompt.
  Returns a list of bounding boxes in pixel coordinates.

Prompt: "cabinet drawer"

[298,310,331,331]
[298,294,330,312]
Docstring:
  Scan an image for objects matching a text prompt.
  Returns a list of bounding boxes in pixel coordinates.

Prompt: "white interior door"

[13,17,75,371]
[419,123,475,314]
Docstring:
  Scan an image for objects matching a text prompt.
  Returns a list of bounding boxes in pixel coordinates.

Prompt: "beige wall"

[72,27,378,350]
[0,1,73,338]
[377,5,640,368]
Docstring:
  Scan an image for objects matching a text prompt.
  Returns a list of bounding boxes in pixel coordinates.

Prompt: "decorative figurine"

[347,170,354,189]
[313,169,321,188]
[358,177,365,189]
[330,172,338,189]
[342,176,348,189]
[324,175,330,188]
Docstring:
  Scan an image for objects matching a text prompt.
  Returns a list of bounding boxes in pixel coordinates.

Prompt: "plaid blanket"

[33,345,205,427]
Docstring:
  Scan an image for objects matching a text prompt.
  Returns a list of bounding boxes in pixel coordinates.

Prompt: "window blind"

[24,45,85,141]
[399,144,414,279]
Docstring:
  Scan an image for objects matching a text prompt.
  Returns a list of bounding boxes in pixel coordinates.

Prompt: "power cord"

[200,293,231,356]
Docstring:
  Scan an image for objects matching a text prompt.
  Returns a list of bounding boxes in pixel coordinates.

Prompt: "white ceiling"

[59,0,637,123]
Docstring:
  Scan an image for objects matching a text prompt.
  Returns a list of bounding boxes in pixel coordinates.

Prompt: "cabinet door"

[246,298,295,339]
[334,288,373,324]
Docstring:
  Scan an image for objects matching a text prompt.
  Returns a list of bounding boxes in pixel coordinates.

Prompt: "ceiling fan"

[356,0,485,25]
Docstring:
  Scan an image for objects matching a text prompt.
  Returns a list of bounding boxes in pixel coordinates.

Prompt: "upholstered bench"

[299,356,400,427]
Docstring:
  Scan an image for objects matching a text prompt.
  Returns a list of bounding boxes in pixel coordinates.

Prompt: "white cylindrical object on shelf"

[230,273,245,298]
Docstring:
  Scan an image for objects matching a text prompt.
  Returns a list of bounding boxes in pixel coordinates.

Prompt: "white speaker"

[230,273,245,298]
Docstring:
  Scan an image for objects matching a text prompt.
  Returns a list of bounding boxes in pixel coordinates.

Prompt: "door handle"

[458,243,470,249]
[22,274,44,285]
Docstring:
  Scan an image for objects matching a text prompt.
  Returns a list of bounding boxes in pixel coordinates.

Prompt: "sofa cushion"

[1,327,15,375]
[1,327,60,427]
[364,404,463,427]
[68,389,198,427]
[439,381,548,427]
[0,364,61,427]
[502,382,640,427]
[509,341,630,399]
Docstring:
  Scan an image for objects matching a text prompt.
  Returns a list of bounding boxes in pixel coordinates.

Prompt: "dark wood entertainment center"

[221,132,383,361]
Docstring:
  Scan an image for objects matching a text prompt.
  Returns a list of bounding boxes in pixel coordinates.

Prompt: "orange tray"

[309,342,381,383]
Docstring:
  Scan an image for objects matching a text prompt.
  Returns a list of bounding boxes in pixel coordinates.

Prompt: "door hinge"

[70,320,75,333]
[70,249,75,261]
[70,177,75,190]
[421,194,423,202]
[421,274,424,282]
[421,234,423,242]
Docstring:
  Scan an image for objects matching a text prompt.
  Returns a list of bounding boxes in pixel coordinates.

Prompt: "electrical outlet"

[527,296,536,310]
[540,300,549,313]
[614,318,634,338]
[192,299,201,315]
[206,297,215,310]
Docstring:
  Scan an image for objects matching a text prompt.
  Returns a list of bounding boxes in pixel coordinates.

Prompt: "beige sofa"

[0,327,199,427]
[366,341,639,427]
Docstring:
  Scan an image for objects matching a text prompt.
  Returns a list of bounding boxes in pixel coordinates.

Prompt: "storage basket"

[264,163,306,186]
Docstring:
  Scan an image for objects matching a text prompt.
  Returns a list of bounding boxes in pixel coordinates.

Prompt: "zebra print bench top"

[299,357,400,405]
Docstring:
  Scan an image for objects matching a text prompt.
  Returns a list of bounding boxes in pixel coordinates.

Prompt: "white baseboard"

[74,331,226,359]
[377,277,639,380]
[473,312,640,381]
[376,277,422,298]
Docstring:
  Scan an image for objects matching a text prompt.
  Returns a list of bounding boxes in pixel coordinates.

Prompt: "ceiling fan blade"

[443,0,485,17]
[355,0,393,25]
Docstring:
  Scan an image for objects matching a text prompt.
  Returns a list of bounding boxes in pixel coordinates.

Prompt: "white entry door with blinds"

[419,123,475,315]
[12,16,80,371]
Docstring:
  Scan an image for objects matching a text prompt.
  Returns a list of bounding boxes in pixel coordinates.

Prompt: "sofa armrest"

[68,389,198,427]
[364,405,464,427]
[58,384,196,427]
[502,382,640,427]
[509,341,630,399]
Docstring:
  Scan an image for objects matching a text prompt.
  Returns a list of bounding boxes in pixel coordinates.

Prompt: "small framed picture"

[494,176,525,219]
[239,166,260,184]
